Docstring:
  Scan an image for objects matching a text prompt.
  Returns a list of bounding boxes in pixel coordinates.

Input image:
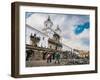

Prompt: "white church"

[25,16,72,51]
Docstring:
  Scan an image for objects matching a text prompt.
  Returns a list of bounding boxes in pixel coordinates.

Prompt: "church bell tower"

[42,16,54,37]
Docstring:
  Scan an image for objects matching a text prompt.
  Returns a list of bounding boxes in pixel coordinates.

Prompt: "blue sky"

[26,12,33,18]
[74,21,90,35]
[26,12,90,50]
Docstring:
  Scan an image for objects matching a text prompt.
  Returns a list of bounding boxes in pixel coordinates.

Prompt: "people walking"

[55,51,60,64]
[46,52,52,63]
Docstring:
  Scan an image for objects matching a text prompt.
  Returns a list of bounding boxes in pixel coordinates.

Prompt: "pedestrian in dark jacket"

[55,52,60,64]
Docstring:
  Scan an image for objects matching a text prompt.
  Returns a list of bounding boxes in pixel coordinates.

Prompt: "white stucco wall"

[25,24,49,48]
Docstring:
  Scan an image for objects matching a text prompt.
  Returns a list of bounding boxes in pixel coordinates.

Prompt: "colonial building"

[26,24,49,48]
[77,50,89,58]
[25,16,73,62]
[43,16,62,50]
[26,16,62,51]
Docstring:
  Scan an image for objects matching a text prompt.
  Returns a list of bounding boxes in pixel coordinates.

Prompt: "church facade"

[26,16,63,51]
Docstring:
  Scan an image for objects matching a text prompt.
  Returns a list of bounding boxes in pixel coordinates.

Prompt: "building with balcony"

[26,16,63,51]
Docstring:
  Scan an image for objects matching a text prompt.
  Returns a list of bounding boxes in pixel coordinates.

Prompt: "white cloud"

[62,29,89,50]
[26,13,47,31]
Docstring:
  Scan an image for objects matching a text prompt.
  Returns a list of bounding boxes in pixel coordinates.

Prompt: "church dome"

[55,25,61,34]
[44,16,53,28]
